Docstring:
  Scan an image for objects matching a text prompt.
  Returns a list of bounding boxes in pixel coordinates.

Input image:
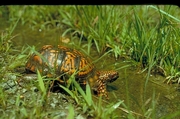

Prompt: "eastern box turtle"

[25,45,119,98]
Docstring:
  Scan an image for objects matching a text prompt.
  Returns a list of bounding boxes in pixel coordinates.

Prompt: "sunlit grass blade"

[59,84,79,104]
[0,87,7,108]
[8,54,28,70]
[85,82,92,106]
[66,104,75,119]
[72,77,92,107]
[37,69,46,97]
[15,94,21,107]
[59,73,92,106]
[148,5,180,22]
[20,107,28,118]
[159,111,180,119]
[104,101,123,118]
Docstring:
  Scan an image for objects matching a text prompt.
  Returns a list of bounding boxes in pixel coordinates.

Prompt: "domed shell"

[25,45,95,79]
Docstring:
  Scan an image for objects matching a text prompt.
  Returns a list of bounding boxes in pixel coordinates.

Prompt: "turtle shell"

[25,45,94,80]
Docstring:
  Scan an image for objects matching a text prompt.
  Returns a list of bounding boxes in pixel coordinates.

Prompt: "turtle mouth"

[109,75,119,83]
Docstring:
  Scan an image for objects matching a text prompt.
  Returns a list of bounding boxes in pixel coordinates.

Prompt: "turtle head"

[96,70,119,83]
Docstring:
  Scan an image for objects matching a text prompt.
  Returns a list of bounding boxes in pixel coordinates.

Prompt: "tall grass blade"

[66,104,74,119]
[148,5,180,22]
[37,69,46,97]
[72,77,92,106]
[59,84,79,104]
[159,111,180,119]
[85,82,92,106]
[106,100,124,114]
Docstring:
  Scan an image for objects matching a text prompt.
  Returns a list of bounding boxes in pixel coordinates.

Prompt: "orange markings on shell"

[59,48,94,77]
[41,45,53,50]
[34,55,42,64]
[25,45,94,78]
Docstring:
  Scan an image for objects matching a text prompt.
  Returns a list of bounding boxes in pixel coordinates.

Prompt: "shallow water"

[2,20,180,118]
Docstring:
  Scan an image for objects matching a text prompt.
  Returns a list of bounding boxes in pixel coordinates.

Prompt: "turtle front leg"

[96,79,109,99]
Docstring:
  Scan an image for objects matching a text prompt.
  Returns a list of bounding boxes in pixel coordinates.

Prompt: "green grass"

[1,5,180,119]
[56,5,180,84]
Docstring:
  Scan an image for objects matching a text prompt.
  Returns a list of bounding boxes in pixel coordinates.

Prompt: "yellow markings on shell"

[60,52,76,74]
[57,48,94,77]
[26,45,94,80]
[78,57,93,77]
[41,45,53,50]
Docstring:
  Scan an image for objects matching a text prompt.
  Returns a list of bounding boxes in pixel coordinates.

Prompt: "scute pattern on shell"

[25,45,94,79]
